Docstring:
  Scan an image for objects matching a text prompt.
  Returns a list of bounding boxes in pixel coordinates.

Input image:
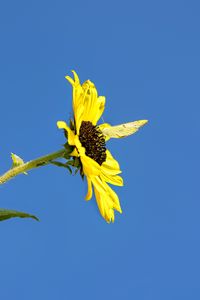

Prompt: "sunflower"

[57,71,147,223]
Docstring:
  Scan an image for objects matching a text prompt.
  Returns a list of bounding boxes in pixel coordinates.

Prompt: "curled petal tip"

[65,75,74,86]
[57,120,67,129]
[65,70,80,86]
[71,70,80,83]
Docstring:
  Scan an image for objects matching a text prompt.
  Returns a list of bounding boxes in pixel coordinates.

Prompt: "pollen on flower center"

[79,121,106,165]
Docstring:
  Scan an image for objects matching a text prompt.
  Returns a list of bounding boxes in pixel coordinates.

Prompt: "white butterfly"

[100,120,148,139]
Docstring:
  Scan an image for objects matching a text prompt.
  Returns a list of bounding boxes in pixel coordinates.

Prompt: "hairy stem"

[0,149,66,184]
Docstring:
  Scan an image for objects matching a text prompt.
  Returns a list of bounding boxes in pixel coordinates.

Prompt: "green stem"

[0,149,66,185]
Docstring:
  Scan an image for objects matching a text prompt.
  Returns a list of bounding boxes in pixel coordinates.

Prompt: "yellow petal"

[57,121,75,145]
[65,75,75,86]
[71,70,80,85]
[98,123,111,141]
[93,182,113,223]
[93,185,114,223]
[74,135,85,156]
[81,155,101,177]
[92,96,106,125]
[65,70,80,86]
[101,150,122,175]
[65,72,107,132]
[106,184,122,213]
[70,148,79,157]
[92,177,121,223]
[65,71,84,134]
[74,103,84,134]
[100,173,123,186]
[94,188,106,220]
[81,80,98,124]
[79,81,106,126]
[85,177,93,201]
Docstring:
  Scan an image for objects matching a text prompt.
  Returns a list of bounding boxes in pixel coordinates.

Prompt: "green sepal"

[0,209,39,222]
[74,165,81,175]
[80,168,85,180]
[69,119,75,131]
[65,157,82,175]
[63,143,74,159]
[50,161,72,174]
[66,157,81,168]
[73,157,81,168]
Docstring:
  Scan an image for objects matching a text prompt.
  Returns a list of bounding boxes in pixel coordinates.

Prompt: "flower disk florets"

[79,121,106,165]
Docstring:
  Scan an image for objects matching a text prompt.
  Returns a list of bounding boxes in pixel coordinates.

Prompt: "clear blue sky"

[0,0,199,299]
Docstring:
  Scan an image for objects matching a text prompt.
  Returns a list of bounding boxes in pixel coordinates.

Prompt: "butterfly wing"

[101,120,148,138]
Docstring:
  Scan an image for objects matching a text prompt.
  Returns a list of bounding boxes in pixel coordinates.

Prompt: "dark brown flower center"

[79,121,106,165]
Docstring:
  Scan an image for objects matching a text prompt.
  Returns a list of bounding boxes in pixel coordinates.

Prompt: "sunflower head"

[57,71,148,223]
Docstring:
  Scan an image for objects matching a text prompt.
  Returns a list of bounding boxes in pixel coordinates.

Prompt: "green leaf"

[0,209,39,222]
